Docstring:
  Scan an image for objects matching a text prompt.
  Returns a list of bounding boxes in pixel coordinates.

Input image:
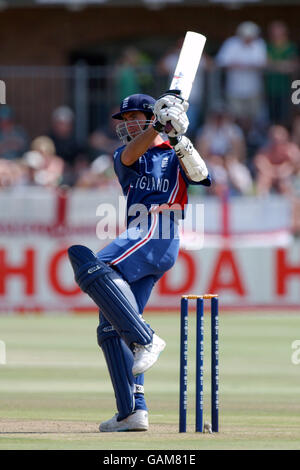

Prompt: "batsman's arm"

[172,135,210,184]
[121,125,159,166]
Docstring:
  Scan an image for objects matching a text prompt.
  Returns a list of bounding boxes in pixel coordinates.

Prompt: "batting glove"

[159,106,189,137]
[152,93,189,133]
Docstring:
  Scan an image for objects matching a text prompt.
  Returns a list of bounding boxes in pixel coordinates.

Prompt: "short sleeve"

[254,39,267,65]
[113,147,140,193]
[216,37,236,66]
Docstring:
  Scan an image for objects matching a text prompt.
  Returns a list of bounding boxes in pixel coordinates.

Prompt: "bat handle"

[164,89,181,97]
[158,89,182,101]
[168,135,180,146]
[165,122,173,133]
[160,89,182,141]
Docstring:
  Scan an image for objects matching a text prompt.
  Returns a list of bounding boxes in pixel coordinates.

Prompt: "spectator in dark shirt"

[0,106,28,160]
[47,106,85,185]
[87,106,120,161]
[48,106,81,166]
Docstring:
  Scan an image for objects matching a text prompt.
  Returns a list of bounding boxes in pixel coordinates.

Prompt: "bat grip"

[160,90,182,140]
[158,89,182,100]
[168,136,180,146]
[165,122,173,133]
[165,89,181,96]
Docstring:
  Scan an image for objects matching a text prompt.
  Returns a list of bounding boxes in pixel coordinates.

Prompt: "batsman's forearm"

[173,136,208,182]
[121,127,159,166]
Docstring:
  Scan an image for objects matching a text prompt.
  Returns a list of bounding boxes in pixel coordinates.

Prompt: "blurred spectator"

[254,125,300,195]
[292,114,300,148]
[290,149,300,235]
[115,47,142,102]
[135,50,154,95]
[87,107,120,161]
[243,117,269,167]
[206,153,253,196]
[21,136,64,187]
[75,154,117,189]
[196,103,252,196]
[266,21,298,125]
[158,38,209,137]
[225,154,253,195]
[216,22,267,129]
[0,106,28,160]
[88,130,118,161]
[47,106,83,167]
[0,159,24,188]
[196,102,246,161]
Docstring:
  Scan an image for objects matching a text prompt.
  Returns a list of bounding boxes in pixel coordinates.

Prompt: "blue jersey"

[97,140,211,285]
[113,140,211,226]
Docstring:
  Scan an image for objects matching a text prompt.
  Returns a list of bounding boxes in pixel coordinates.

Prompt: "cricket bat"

[163,31,206,138]
[169,31,207,101]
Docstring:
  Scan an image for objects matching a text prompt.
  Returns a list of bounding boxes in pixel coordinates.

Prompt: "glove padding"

[174,136,208,182]
[160,107,189,137]
[153,94,189,136]
[154,94,189,115]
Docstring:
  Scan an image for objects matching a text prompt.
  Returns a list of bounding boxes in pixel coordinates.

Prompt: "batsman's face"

[122,111,145,121]
[122,111,148,139]
[116,110,153,144]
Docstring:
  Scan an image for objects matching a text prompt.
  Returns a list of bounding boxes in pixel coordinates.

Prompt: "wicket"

[179,294,219,433]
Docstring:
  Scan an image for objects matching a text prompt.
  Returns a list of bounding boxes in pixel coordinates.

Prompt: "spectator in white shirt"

[216,22,267,126]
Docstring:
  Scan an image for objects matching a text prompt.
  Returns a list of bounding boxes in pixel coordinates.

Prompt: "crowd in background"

[0,20,300,207]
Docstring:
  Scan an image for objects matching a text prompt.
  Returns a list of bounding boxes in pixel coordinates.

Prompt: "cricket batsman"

[68,93,211,431]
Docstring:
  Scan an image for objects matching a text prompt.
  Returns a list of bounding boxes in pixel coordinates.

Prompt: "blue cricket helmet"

[112,94,156,120]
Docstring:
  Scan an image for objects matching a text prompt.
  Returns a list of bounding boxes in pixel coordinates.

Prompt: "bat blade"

[169,31,206,101]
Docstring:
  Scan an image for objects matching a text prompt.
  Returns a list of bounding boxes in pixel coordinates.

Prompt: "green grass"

[1,312,300,449]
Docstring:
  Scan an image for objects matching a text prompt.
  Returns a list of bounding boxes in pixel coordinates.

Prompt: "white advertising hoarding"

[0,188,298,312]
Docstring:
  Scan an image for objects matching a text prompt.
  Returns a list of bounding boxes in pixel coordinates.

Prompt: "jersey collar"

[155,140,173,149]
